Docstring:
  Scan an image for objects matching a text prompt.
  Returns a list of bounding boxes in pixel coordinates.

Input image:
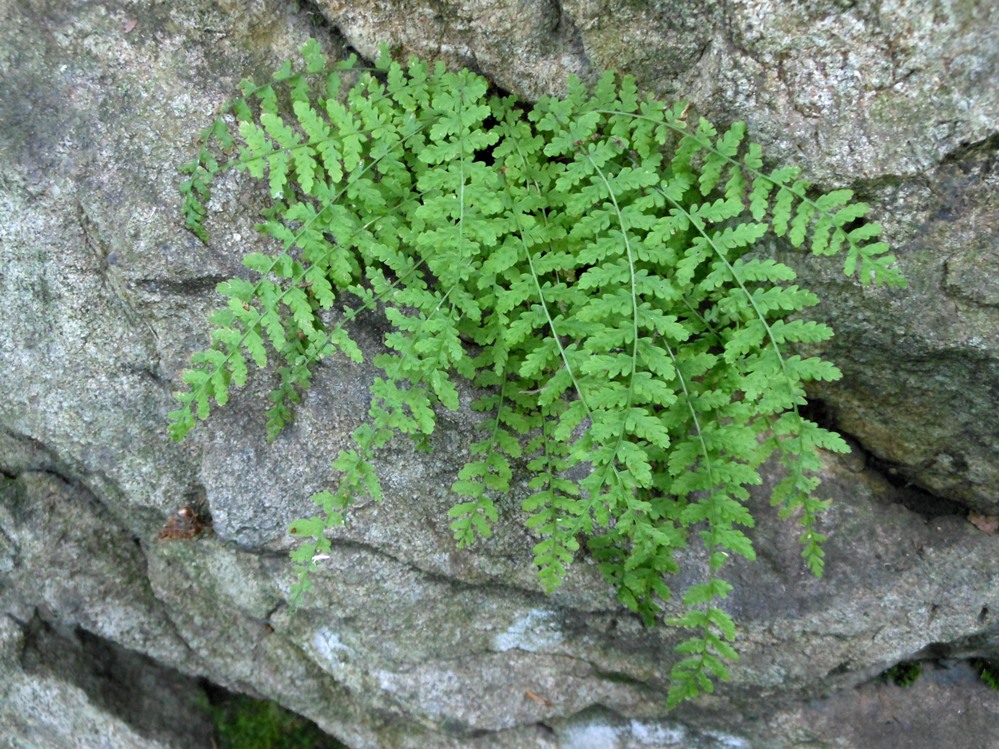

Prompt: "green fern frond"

[171,40,906,707]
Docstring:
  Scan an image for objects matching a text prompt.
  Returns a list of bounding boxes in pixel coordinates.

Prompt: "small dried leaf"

[157,506,207,540]
[969,512,998,534]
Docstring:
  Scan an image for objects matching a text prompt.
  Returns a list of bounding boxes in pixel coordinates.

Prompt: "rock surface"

[0,609,214,749]
[0,1,997,748]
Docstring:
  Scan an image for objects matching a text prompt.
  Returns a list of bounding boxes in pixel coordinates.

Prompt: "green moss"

[971,658,999,690]
[207,691,347,749]
[882,660,921,687]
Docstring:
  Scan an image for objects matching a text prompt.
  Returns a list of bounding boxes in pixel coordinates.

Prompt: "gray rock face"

[0,1,996,748]
[0,607,214,749]
[808,136,999,512]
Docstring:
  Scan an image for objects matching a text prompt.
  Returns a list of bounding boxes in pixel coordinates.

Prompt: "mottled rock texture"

[0,607,214,749]
[0,0,996,748]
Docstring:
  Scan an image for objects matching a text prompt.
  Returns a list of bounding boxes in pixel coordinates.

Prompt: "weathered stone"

[806,134,999,513]
[1,0,997,747]
[0,603,214,749]
[318,0,589,99]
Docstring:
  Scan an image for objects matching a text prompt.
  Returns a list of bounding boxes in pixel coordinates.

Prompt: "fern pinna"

[171,40,905,707]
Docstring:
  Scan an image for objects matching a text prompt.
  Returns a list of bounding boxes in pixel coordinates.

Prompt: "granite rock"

[0,1,997,747]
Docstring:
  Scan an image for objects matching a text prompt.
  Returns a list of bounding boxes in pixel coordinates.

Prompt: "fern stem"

[656,185,815,517]
[582,150,643,494]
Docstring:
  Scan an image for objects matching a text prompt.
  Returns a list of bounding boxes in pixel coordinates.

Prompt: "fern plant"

[170,40,905,708]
